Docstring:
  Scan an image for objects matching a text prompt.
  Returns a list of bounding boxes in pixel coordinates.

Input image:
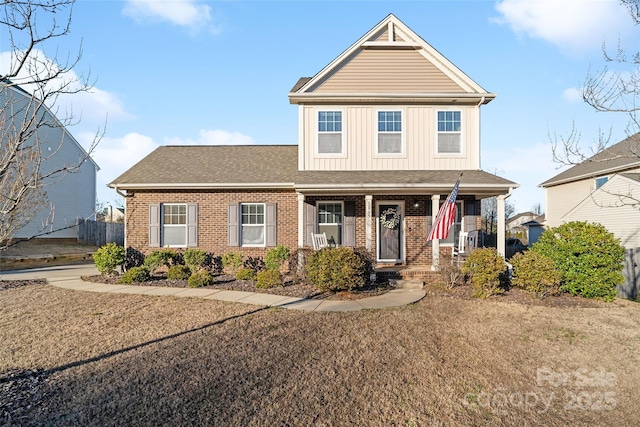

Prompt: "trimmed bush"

[462,248,506,298]
[244,256,265,272]
[188,269,213,288]
[531,221,624,301]
[167,264,192,280]
[256,269,283,289]
[93,243,126,276]
[306,247,366,292]
[144,248,178,274]
[123,247,145,271]
[236,267,257,281]
[265,245,290,270]
[511,251,562,298]
[183,248,207,272]
[222,251,243,274]
[119,266,150,284]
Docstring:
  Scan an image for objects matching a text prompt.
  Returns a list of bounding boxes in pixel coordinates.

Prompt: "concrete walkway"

[0,263,426,312]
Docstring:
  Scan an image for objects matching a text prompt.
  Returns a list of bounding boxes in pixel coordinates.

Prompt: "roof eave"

[288,92,496,105]
[540,161,640,188]
[108,182,296,190]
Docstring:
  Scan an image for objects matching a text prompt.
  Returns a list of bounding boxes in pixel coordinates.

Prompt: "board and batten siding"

[301,105,480,171]
[310,49,464,94]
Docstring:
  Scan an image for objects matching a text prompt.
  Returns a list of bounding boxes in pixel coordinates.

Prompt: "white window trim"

[163,203,187,248]
[316,109,347,158]
[375,108,405,157]
[241,202,266,247]
[435,108,464,156]
[317,201,344,246]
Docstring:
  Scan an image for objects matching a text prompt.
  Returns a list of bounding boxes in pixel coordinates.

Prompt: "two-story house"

[1,81,99,241]
[109,14,517,272]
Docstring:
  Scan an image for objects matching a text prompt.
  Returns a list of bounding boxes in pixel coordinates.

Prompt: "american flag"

[426,176,461,242]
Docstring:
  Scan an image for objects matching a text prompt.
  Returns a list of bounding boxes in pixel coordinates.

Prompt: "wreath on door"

[380,207,400,229]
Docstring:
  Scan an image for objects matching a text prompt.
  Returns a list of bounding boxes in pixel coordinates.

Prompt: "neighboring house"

[540,133,640,298]
[541,134,640,248]
[1,82,99,240]
[101,206,125,223]
[506,211,544,244]
[109,14,517,271]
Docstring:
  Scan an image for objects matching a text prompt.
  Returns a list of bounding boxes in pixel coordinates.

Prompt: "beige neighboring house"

[109,14,518,274]
[540,134,640,298]
[541,134,640,248]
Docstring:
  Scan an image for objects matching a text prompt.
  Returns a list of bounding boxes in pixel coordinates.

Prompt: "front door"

[377,202,403,263]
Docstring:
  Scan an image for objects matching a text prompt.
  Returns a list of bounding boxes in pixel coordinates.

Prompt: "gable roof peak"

[289,14,495,104]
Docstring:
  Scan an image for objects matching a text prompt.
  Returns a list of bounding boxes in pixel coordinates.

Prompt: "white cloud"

[123,0,219,34]
[85,132,159,203]
[562,87,583,103]
[0,49,132,129]
[494,0,635,54]
[483,142,567,212]
[165,129,254,145]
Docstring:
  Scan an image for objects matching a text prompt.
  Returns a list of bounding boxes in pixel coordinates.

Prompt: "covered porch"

[294,170,518,270]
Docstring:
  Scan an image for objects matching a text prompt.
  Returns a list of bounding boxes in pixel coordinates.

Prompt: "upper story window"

[318,202,343,246]
[437,111,462,154]
[377,111,402,154]
[163,204,187,247]
[241,203,265,246]
[595,176,608,189]
[318,111,343,154]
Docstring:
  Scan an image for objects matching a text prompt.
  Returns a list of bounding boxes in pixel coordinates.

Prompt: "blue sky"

[2,0,638,213]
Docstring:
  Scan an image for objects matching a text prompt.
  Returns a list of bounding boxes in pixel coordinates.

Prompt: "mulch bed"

[424,283,609,308]
[81,273,395,301]
[0,279,47,291]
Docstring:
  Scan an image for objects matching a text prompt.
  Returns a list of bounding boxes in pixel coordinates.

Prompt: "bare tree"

[531,202,544,216]
[551,1,639,159]
[481,196,515,235]
[0,0,101,250]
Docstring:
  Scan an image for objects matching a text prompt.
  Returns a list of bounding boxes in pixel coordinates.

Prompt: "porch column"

[365,195,373,252]
[297,192,305,248]
[497,194,507,258]
[431,194,440,270]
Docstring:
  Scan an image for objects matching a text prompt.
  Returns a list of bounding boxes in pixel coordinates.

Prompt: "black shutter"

[343,201,356,247]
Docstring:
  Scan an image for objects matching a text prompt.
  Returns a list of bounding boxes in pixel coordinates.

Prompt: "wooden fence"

[77,219,124,247]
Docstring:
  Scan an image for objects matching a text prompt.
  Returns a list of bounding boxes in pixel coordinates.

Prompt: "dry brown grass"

[1,283,639,426]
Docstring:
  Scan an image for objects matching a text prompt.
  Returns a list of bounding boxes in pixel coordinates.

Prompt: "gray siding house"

[1,83,99,240]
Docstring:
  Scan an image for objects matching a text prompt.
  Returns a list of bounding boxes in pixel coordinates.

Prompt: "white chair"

[453,231,470,259]
[311,232,329,250]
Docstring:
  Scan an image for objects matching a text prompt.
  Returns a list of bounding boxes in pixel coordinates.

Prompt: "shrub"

[144,248,179,274]
[531,221,624,301]
[256,269,283,289]
[236,267,257,281]
[243,256,265,272]
[167,265,192,280]
[222,251,243,274]
[306,247,366,292]
[183,248,207,272]
[438,263,467,289]
[188,269,213,288]
[119,266,150,284]
[93,243,126,276]
[511,251,562,298]
[123,247,145,271]
[461,248,506,298]
[265,245,290,270]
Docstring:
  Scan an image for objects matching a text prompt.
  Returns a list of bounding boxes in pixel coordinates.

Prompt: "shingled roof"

[109,145,298,188]
[110,145,517,195]
[540,134,640,187]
